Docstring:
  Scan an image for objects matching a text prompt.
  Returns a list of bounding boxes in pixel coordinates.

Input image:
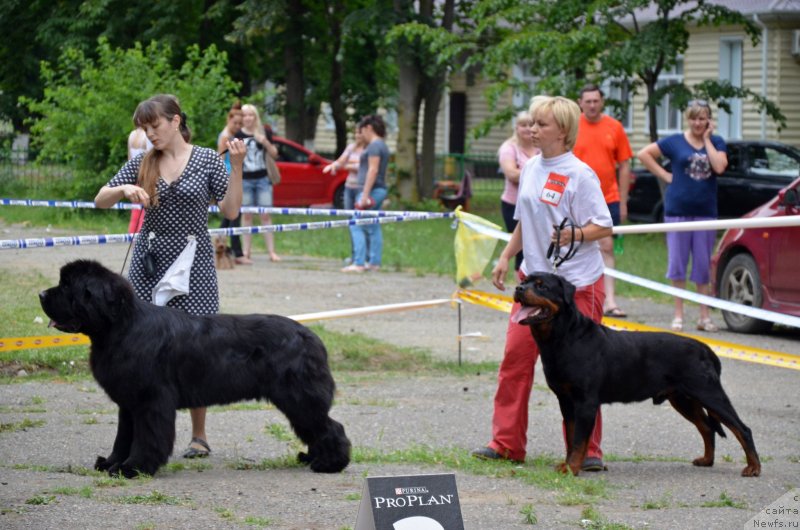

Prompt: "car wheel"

[718,254,773,334]
[333,185,345,209]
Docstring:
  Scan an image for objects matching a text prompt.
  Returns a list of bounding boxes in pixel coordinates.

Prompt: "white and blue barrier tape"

[455,214,800,330]
[0,213,450,250]
[0,198,454,219]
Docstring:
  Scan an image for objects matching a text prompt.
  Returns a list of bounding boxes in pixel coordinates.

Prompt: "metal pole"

[457,301,462,366]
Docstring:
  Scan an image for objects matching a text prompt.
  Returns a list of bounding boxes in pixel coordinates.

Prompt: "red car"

[272,136,349,208]
[711,177,800,333]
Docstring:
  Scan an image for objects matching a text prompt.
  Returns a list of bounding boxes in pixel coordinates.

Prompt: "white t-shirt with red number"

[516,151,612,287]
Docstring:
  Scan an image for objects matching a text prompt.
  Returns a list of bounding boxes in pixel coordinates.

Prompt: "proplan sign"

[354,473,464,530]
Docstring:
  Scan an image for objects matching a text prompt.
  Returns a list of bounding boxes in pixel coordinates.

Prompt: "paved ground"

[0,222,798,529]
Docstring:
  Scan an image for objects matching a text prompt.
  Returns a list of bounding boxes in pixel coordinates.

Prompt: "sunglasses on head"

[688,99,709,108]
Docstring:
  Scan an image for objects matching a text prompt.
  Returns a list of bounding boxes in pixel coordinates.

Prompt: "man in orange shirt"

[574,84,633,317]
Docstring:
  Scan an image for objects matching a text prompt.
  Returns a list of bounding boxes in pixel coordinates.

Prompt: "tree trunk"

[394,55,422,202]
[326,0,348,155]
[419,70,446,198]
[283,0,306,143]
[642,74,667,200]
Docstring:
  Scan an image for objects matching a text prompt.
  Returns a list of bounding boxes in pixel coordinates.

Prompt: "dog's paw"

[118,463,141,479]
[692,456,714,467]
[555,462,570,475]
[741,464,761,477]
[95,455,116,472]
[297,451,312,465]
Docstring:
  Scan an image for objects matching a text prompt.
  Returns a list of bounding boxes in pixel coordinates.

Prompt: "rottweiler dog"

[513,272,760,477]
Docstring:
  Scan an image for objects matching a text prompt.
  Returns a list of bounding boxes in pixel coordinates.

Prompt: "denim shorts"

[242,177,273,207]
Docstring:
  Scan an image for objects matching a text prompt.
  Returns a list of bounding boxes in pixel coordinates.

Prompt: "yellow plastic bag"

[454,207,503,288]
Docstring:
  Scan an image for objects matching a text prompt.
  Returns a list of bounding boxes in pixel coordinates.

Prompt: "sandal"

[603,307,627,318]
[696,317,718,332]
[182,437,211,459]
[341,264,365,273]
[670,317,683,332]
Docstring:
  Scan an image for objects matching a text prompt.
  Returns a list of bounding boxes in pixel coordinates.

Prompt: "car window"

[750,146,799,178]
[727,145,742,172]
[276,142,309,164]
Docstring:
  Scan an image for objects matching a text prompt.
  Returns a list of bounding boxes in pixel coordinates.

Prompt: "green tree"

[23,39,239,200]
[0,0,256,131]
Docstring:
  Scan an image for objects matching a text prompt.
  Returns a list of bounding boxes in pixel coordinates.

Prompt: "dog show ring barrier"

[0,196,798,371]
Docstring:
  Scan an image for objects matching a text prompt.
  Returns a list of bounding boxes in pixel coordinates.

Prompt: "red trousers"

[488,273,605,462]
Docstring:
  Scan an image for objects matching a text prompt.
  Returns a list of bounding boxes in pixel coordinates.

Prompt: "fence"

[433,152,502,192]
[0,148,72,191]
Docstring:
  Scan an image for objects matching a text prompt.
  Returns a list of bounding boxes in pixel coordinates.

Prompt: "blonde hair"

[241,103,266,140]
[685,101,712,121]
[529,95,581,150]
[508,110,533,144]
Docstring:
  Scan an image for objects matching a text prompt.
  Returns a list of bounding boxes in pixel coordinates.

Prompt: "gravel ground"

[0,222,799,529]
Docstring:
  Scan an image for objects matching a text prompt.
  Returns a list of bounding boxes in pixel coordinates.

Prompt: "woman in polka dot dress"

[95,94,245,459]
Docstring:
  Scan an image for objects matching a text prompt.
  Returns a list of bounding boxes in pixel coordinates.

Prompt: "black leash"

[546,217,583,270]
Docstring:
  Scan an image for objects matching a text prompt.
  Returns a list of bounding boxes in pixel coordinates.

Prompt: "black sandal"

[182,437,211,459]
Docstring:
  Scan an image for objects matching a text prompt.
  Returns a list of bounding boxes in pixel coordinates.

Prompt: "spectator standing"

[637,100,727,332]
[498,111,539,270]
[472,95,612,472]
[237,103,280,263]
[217,102,249,264]
[573,85,633,318]
[126,127,153,233]
[341,114,389,273]
[94,94,245,459]
[323,127,367,264]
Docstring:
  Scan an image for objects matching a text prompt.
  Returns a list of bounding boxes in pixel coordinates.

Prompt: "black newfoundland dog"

[39,260,351,478]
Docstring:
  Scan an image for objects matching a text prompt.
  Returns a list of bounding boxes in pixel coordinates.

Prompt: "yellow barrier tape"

[0,334,89,352]
[456,289,800,372]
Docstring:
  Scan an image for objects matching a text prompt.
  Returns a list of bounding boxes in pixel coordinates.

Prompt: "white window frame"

[653,58,684,136]
[512,64,539,110]
[719,37,743,140]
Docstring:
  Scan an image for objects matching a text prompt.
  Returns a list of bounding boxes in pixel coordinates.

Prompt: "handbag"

[265,152,281,185]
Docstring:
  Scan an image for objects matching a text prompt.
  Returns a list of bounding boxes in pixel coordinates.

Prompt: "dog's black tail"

[704,412,726,438]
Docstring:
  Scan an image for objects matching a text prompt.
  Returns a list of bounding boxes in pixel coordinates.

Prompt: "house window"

[602,79,633,130]
[719,38,743,139]
[512,64,539,110]
[655,58,684,134]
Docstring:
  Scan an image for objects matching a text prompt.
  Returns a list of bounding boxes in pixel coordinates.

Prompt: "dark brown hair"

[358,114,386,138]
[227,100,243,121]
[133,94,191,206]
[578,84,604,99]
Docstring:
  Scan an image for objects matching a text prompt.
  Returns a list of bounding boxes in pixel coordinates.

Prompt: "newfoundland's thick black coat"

[39,260,351,478]
[513,272,760,477]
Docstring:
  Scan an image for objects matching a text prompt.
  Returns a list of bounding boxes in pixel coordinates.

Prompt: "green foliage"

[413,0,783,141]
[23,39,239,200]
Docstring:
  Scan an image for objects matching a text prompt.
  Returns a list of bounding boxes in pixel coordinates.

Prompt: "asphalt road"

[0,222,798,529]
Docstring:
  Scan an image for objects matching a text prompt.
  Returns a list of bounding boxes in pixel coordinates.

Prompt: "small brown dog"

[214,236,235,270]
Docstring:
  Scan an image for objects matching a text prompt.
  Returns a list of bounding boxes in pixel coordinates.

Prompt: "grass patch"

[0,418,46,433]
[640,493,673,510]
[579,506,634,529]
[25,494,56,505]
[11,463,102,476]
[264,422,295,442]
[603,453,688,464]
[243,515,274,527]
[163,460,213,473]
[699,491,747,509]
[353,445,611,502]
[114,490,186,506]
[49,485,93,498]
[210,401,274,412]
[520,503,538,524]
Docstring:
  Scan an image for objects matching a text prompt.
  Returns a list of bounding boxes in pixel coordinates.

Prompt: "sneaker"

[470,446,522,463]
[581,457,606,472]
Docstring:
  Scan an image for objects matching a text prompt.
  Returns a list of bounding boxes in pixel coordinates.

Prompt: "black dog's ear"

[558,276,577,304]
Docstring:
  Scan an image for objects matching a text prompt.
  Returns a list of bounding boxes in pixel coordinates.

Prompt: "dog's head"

[39,260,135,335]
[214,236,227,256]
[512,272,576,327]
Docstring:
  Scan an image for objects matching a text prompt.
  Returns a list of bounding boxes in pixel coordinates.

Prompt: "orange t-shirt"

[573,114,632,204]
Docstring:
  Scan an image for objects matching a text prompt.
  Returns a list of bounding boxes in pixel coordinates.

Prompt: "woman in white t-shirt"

[498,110,538,270]
[473,96,613,473]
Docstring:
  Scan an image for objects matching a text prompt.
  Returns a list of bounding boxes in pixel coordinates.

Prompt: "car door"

[273,140,326,206]
[767,180,800,307]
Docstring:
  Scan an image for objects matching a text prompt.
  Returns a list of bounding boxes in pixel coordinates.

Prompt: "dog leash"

[546,217,583,271]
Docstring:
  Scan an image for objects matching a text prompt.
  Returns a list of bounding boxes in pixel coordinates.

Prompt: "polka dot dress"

[107,146,229,315]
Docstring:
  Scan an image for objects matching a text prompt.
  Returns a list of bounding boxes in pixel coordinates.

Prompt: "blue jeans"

[350,187,387,266]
